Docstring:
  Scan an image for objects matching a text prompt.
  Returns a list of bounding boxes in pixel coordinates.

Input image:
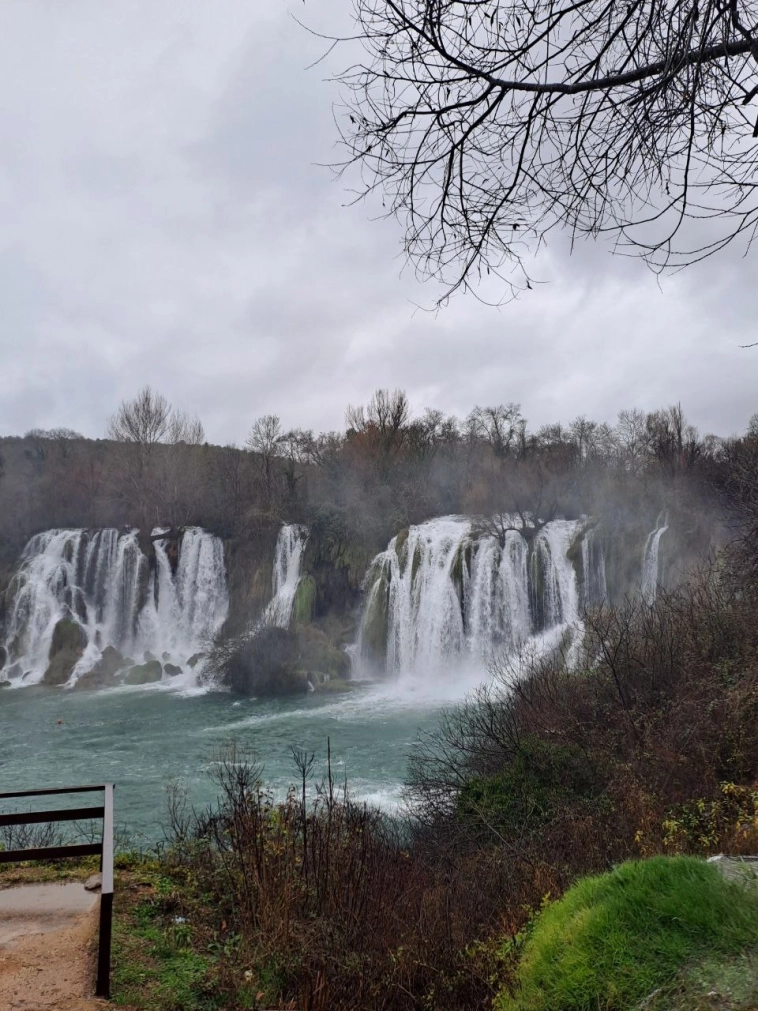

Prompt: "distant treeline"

[0,387,755,579]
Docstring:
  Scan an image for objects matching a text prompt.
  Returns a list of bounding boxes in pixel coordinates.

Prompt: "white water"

[358,516,585,682]
[264,524,308,629]
[580,525,607,608]
[1,527,228,686]
[641,515,669,604]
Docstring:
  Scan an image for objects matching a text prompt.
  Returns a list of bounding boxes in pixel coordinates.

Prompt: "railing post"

[96,783,114,999]
[0,783,115,999]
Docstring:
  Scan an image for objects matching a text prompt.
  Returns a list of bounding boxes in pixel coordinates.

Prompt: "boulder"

[49,618,87,657]
[0,645,6,671]
[297,626,351,680]
[73,645,125,691]
[186,653,204,669]
[94,646,124,678]
[0,679,11,689]
[43,619,88,686]
[222,627,309,697]
[124,660,163,685]
[164,663,183,677]
[73,669,107,691]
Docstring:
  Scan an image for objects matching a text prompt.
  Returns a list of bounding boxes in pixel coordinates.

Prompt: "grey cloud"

[0,1,754,446]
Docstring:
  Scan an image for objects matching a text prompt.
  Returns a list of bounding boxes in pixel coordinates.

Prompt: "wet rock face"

[43,619,88,686]
[94,646,124,678]
[123,660,163,685]
[73,646,126,691]
[223,627,308,697]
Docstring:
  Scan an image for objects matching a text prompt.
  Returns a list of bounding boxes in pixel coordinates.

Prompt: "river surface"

[0,680,472,844]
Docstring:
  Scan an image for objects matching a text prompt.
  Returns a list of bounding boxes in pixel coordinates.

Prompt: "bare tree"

[215,443,251,531]
[167,410,205,446]
[615,408,652,474]
[108,386,171,447]
[107,386,205,526]
[467,404,524,458]
[246,414,284,507]
[338,1,758,301]
[346,388,410,456]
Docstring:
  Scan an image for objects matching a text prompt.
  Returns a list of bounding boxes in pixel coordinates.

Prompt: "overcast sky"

[0,0,755,444]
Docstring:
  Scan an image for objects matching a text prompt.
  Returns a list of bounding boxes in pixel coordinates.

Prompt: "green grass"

[111,861,225,1011]
[498,856,758,1011]
[651,951,758,1010]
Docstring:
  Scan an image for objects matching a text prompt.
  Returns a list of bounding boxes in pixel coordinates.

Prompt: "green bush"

[457,738,598,837]
[498,856,758,1011]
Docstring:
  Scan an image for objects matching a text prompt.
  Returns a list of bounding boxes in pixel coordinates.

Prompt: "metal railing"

[0,784,115,998]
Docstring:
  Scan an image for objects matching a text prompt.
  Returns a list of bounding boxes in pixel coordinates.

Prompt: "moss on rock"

[297,625,351,680]
[300,507,374,618]
[359,568,389,667]
[395,528,410,574]
[292,575,316,626]
[313,678,355,694]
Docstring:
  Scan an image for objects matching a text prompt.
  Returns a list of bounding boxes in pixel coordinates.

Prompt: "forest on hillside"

[1,387,754,579]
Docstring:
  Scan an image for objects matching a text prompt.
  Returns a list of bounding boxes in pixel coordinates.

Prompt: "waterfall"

[580,525,607,608]
[357,515,584,681]
[641,515,669,604]
[264,524,308,629]
[1,527,228,686]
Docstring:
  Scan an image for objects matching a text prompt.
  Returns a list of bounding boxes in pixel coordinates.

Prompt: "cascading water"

[580,525,607,608]
[1,527,228,686]
[641,515,669,604]
[264,524,308,628]
[357,515,585,681]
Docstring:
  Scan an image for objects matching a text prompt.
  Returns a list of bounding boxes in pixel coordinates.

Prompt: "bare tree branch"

[336,0,758,302]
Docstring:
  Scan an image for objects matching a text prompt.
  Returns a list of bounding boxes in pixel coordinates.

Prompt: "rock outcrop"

[123,660,163,685]
[43,619,87,686]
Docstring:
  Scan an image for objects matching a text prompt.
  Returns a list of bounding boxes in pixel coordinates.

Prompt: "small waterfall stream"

[1,527,228,686]
[641,515,669,604]
[264,524,308,629]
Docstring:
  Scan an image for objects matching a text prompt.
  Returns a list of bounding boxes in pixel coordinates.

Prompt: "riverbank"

[4,851,758,1011]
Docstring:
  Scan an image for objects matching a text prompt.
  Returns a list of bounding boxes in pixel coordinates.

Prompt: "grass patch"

[111,859,225,1011]
[0,854,100,886]
[650,951,758,1010]
[498,856,758,1011]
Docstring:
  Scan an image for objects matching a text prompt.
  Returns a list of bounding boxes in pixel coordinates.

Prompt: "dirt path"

[0,883,105,1011]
